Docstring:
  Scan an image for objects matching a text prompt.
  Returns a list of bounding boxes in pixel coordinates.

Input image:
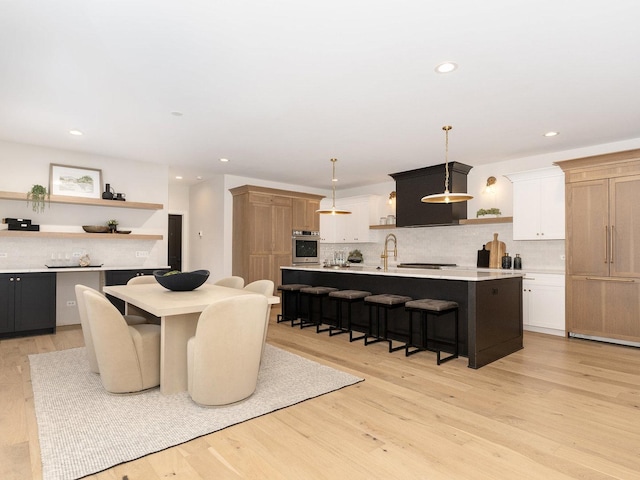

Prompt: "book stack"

[2,218,40,231]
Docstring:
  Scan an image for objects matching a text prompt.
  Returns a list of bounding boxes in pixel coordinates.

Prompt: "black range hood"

[389,162,472,227]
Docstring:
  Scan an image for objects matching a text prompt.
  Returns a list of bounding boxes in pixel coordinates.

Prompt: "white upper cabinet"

[505,167,565,240]
[319,195,380,243]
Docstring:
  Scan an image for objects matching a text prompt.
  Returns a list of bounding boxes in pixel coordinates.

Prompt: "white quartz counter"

[282,264,527,282]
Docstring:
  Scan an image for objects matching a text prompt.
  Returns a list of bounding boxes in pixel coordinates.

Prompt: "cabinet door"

[523,275,565,334]
[13,273,56,332]
[609,175,640,278]
[248,255,271,284]
[319,212,337,243]
[292,198,320,231]
[272,204,292,254]
[0,274,15,334]
[513,179,542,240]
[566,179,609,276]
[539,175,565,239]
[250,202,274,254]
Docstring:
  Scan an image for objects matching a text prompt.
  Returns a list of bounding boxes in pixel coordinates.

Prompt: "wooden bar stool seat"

[276,284,310,326]
[404,298,459,364]
[327,289,372,338]
[299,286,339,331]
[361,294,412,352]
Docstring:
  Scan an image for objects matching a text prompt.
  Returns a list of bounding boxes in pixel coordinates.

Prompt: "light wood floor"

[2,309,640,480]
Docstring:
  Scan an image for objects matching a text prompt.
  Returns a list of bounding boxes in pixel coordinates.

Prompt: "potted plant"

[476,208,502,218]
[347,249,364,263]
[26,184,50,213]
[107,219,118,233]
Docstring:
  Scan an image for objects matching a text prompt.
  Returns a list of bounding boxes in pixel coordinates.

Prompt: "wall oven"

[292,230,320,265]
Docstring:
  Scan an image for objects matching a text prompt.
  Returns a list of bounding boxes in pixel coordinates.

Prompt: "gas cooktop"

[397,263,457,269]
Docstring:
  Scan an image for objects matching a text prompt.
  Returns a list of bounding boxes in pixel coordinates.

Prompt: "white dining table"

[102,283,279,394]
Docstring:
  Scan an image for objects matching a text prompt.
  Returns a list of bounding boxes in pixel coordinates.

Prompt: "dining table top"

[103,283,279,318]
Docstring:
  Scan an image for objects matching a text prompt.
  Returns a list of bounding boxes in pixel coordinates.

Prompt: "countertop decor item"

[347,249,363,263]
[26,184,49,213]
[82,225,110,233]
[421,126,473,204]
[153,269,210,291]
[485,233,506,269]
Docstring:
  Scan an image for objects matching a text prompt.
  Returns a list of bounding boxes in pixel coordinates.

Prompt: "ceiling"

[1,0,639,189]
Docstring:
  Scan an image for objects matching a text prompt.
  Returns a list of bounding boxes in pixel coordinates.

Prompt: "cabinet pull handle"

[610,225,615,264]
[10,277,14,282]
[586,277,636,283]
[604,225,608,263]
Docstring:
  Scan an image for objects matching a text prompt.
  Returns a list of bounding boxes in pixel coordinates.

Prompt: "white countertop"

[0,265,170,274]
[282,264,529,282]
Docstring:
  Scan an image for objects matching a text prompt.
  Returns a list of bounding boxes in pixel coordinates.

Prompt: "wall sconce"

[485,176,497,194]
[388,191,396,205]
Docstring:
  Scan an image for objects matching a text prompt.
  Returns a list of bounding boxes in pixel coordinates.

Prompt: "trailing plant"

[26,184,50,213]
[476,208,501,218]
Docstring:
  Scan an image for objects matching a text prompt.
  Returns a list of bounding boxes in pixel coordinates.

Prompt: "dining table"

[102,283,280,394]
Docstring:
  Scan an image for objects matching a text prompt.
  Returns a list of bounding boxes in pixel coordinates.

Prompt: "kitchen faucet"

[381,233,397,271]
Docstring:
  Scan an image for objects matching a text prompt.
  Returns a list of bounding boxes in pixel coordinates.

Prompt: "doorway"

[168,214,183,271]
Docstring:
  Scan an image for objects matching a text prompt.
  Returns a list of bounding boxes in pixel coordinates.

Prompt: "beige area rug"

[29,344,363,480]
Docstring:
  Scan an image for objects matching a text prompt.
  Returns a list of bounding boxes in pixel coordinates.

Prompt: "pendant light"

[316,158,352,215]
[421,125,473,204]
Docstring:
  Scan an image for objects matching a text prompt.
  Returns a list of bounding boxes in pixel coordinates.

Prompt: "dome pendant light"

[421,125,473,204]
[316,158,352,215]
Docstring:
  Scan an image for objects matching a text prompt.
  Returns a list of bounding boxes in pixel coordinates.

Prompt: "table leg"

[160,312,199,395]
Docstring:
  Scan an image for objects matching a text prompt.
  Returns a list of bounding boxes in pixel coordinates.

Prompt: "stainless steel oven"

[292,230,320,265]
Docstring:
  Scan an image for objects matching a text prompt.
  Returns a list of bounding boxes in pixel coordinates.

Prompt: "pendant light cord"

[443,125,451,193]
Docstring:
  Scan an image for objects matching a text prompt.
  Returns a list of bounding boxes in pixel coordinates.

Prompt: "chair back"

[75,284,101,373]
[127,275,157,285]
[188,294,268,405]
[244,279,274,296]
[214,276,245,289]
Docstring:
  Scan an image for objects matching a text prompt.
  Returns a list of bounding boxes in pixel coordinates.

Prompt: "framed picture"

[49,164,103,199]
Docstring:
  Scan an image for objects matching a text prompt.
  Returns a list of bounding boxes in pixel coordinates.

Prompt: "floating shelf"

[0,191,163,210]
[0,231,162,240]
[369,217,513,229]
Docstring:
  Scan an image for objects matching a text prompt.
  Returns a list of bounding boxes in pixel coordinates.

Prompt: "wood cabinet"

[557,149,640,344]
[0,272,56,337]
[320,195,380,243]
[505,167,565,240]
[230,185,323,288]
[292,197,320,231]
[522,273,565,336]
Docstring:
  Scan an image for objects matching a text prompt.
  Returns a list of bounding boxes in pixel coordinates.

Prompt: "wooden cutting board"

[485,233,506,269]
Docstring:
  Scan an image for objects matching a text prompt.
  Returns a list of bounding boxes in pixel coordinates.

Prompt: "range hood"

[389,162,472,227]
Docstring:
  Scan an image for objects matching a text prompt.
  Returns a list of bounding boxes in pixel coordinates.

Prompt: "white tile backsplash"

[321,223,565,271]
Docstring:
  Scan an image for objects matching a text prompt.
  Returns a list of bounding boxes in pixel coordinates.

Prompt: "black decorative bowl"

[153,269,210,291]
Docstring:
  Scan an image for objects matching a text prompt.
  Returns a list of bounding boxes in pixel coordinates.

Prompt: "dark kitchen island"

[281,265,524,368]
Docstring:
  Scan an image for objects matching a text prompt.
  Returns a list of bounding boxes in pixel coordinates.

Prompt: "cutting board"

[485,233,506,269]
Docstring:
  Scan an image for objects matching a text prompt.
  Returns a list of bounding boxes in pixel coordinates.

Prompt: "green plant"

[26,184,50,213]
[106,219,118,227]
[476,208,501,217]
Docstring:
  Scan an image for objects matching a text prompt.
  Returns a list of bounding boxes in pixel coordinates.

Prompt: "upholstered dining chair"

[243,279,275,360]
[214,276,245,289]
[126,275,161,324]
[75,284,148,374]
[187,294,268,406]
[83,289,161,393]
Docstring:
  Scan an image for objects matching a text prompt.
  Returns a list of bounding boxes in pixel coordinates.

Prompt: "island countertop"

[282,264,526,282]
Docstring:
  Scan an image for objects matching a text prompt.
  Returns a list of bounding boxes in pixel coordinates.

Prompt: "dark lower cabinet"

[0,272,56,338]
[104,269,157,314]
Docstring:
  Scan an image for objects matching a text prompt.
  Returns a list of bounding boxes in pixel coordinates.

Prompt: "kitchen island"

[281,265,524,368]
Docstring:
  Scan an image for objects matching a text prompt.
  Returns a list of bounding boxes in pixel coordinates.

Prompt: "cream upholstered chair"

[243,279,274,296]
[126,275,161,324]
[83,289,161,393]
[187,294,268,406]
[214,276,245,289]
[75,284,149,374]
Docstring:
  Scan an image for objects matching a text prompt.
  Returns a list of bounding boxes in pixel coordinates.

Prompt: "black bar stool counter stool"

[362,294,412,352]
[327,289,372,338]
[404,298,459,364]
[276,284,310,326]
[299,286,339,331]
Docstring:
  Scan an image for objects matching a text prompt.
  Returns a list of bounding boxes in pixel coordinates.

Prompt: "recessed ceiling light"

[170,111,183,117]
[544,131,560,137]
[175,176,183,180]
[196,176,203,180]
[435,62,458,74]
[69,129,83,136]
[219,158,229,162]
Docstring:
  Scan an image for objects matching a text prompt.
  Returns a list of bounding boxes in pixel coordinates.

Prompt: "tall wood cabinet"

[230,185,323,288]
[557,149,640,343]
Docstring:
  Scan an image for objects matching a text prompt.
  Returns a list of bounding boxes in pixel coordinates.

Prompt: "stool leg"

[405,310,426,356]
[299,294,315,329]
[437,308,459,365]
[364,305,385,346]
[329,298,348,336]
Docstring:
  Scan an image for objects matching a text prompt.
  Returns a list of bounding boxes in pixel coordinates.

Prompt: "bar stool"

[404,298,459,365]
[276,284,310,326]
[361,294,412,352]
[326,289,371,338]
[299,286,338,331]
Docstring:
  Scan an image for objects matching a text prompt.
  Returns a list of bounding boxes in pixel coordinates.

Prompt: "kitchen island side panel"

[281,269,523,368]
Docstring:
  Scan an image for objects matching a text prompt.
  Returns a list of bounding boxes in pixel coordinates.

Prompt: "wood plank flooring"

[2,310,640,480]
